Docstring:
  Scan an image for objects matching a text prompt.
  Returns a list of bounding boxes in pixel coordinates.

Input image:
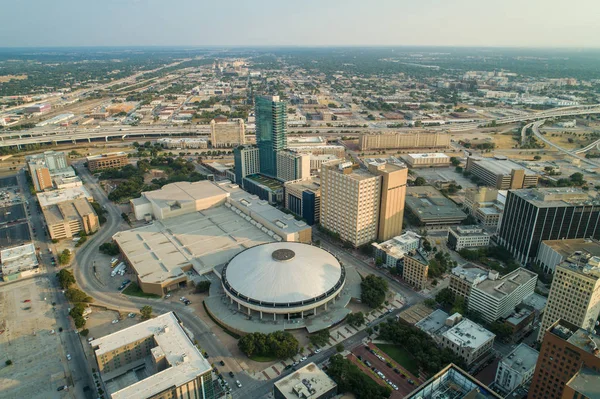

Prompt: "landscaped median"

[121,282,160,299]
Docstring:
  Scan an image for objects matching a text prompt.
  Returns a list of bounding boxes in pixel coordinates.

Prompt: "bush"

[65,288,93,303]
[5,360,12,366]
[346,312,365,327]
[336,343,344,352]
[140,306,153,320]
[309,329,331,347]
[58,249,71,265]
[80,329,90,337]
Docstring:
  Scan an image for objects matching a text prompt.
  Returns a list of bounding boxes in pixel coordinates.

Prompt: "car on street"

[314,348,321,353]
[57,386,68,391]
[165,293,171,298]
[112,319,119,324]
[128,313,136,318]
[235,380,242,388]
[23,299,31,303]
[301,356,307,361]
[219,360,225,366]
[66,354,71,361]
[180,297,186,301]
[229,371,235,377]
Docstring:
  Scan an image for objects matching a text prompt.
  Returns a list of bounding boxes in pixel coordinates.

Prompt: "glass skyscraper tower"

[255,95,287,177]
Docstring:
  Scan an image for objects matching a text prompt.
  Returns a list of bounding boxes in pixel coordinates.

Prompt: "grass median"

[122,283,161,299]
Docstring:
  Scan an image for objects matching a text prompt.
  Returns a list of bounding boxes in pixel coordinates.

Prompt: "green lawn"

[122,283,161,299]
[375,343,419,376]
[249,354,279,362]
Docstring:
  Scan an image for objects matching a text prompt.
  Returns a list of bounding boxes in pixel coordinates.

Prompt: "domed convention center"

[205,242,362,334]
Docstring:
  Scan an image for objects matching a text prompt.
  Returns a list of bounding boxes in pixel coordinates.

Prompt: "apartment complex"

[447,225,491,251]
[528,320,600,399]
[535,238,600,274]
[320,159,407,247]
[42,198,99,240]
[273,363,337,399]
[466,156,539,190]
[405,186,467,226]
[86,152,128,172]
[358,132,450,151]
[255,95,287,177]
[538,252,600,342]
[467,268,538,323]
[233,145,260,188]
[403,153,451,168]
[209,118,245,147]
[276,150,310,182]
[284,177,321,225]
[494,343,539,395]
[91,312,215,399]
[498,188,600,264]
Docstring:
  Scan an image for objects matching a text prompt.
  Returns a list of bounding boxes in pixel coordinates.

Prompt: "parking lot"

[351,343,426,398]
[0,203,27,224]
[0,222,31,248]
[0,176,18,188]
[411,166,478,189]
[0,278,75,399]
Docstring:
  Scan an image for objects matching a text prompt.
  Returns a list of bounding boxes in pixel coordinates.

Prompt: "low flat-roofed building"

[37,186,93,207]
[415,309,453,337]
[42,198,99,240]
[157,137,209,149]
[372,231,421,268]
[447,225,491,251]
[91,312,215,399]
[495,343,539,394]
[131,181,230,221]
[403,153,451,168]
[407,364,502,399]
[0,243,39,281]
[53,175,83,189]
[535,238,600,274]
[440,319,495,366]
[242,174,284,204]
[273,362,337,399]
[86,152,129,172]
[563,367,600,399]
[468,268,538,323]
[287,136,327,147]
[466,156,539,190]
[405,186,467,226]
[290,145,345,158]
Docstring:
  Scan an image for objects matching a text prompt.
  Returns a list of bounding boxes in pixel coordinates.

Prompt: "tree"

[309,329,331,347]
[414,177,426,186]
[490,321,513,342]
[99,242,120,256]
[238,331,298,359]
[346,312,365,327]
[66,288,93,303]
[5,360,12,366]
[140,306,153,320]
[424,298,437,307]
[194,281,211,293]
[69,303,87,328]
[451,296,466,315]
[58,249,71,265]
[361,275,388,308]
[80,329,89,337]
[327,354,392,399]
[533,155,541,160]
[435,288,455,307]
[450,157,461,167]
[57,269,75,289]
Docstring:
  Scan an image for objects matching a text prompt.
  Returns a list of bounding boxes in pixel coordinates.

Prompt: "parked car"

[57,385,68,391]
[128,313,135,318]
[219,360,225,366]
[66,354,71,361]
[229,371,235,377]
[235,380,242,388]
[112,319,119,324]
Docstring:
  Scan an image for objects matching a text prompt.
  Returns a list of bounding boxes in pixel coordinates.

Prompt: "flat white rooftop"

[502,343,539,372]
[442,319,495,350]
[114,205,274,284]
[274,362,337,399]
[91,312,212,399]
[0,243,38,275]
[408,153,450,159]
[36,186,93,207]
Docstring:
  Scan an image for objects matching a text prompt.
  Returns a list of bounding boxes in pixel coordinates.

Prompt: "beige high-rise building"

[320,160,407,247]
[368,161,408,242]
[276,150,310,182]
[538,253,600,342]
[402,254,429,290]
[320,161,381,247]
[42,198,99,240]
[210,118,245,148]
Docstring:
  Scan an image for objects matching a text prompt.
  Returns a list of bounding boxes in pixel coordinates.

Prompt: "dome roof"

[223,242,343,305]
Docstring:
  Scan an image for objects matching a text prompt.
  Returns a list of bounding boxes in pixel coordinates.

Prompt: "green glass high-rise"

[255,95,287,177]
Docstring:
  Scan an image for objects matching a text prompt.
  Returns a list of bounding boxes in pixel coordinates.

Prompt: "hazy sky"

[2,0,599,48]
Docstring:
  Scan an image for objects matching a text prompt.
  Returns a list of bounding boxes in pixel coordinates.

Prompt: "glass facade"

[255,95,287,177]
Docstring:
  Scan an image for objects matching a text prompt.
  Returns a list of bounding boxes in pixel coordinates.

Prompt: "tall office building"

[320,159,407,247]
[498,188,600,264]
[255,95,287,177]
[276,150,310,182]
[528,319,600,399]
[233,145,260,188]
[538,252,600,342]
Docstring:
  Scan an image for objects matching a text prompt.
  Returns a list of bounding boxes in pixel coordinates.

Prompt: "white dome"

[223,242,343,306]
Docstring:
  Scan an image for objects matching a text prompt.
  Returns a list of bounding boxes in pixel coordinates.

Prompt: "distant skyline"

[1,0,600,48]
